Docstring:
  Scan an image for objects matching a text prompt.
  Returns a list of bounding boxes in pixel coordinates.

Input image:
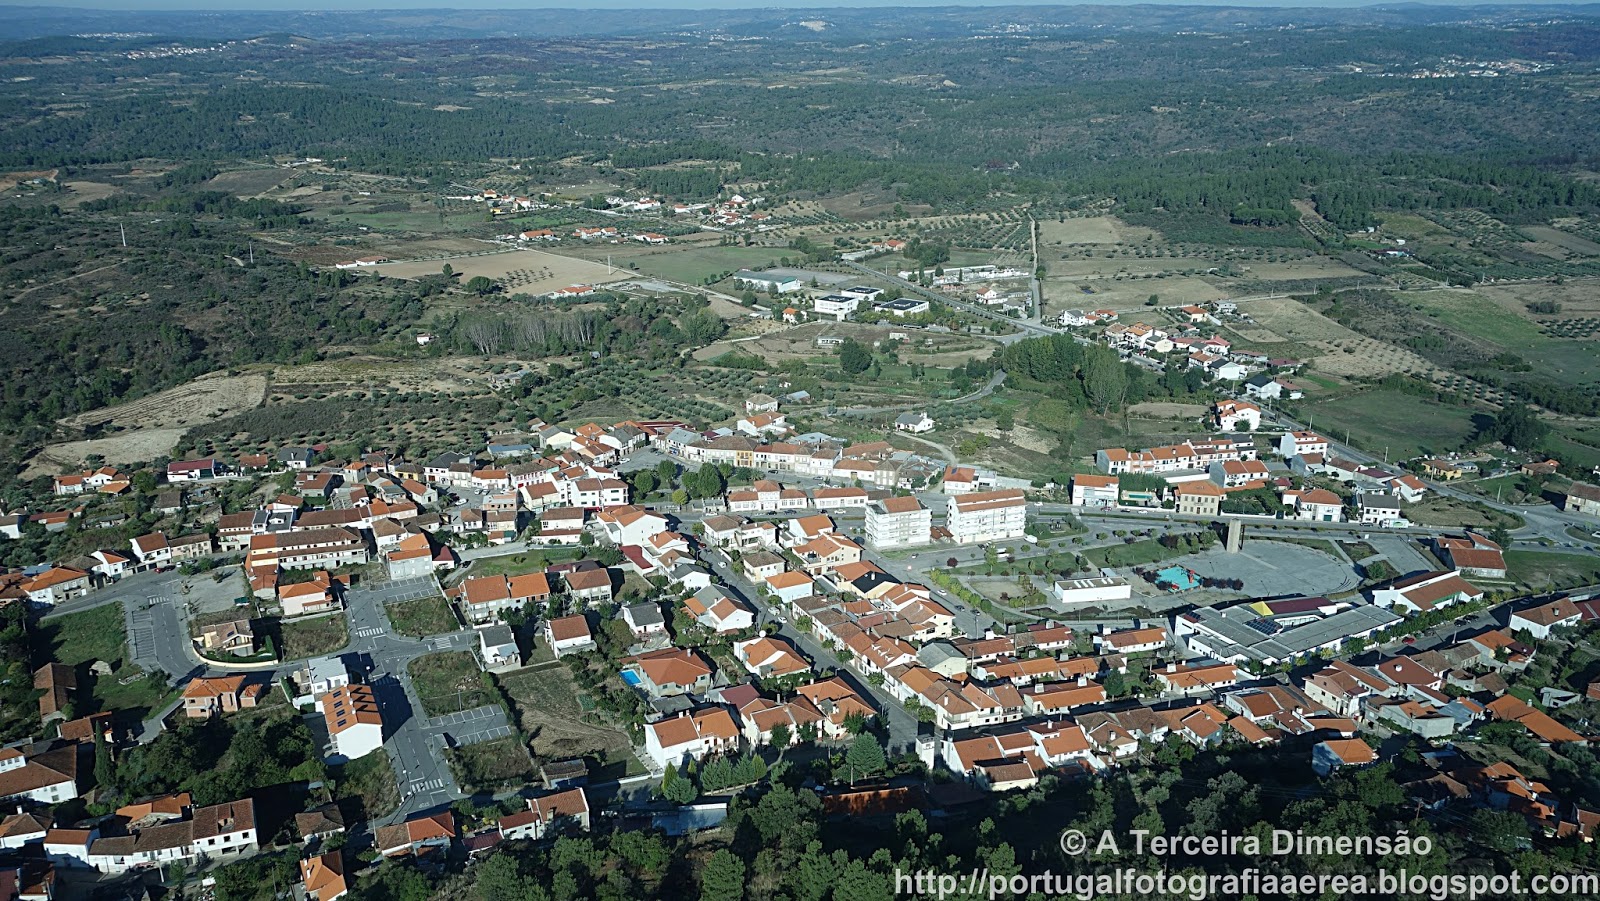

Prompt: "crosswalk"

[408,778,446,794]
[424,636,454,650]
[355,626,386,638]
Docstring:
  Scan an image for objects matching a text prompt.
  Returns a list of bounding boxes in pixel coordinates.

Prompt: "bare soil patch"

[28,428,186,475]
[59,372,268,432]
[372,248,629,295]
[1129,402,1208,421]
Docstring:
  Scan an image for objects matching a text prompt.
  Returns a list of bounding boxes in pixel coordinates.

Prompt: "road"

[694,543,924,756]
[1261,404,1600,547]
[342,575,484,822]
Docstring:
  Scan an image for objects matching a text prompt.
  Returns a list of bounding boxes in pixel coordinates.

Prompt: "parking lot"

[426,704,513,746]
[352,577,440,606]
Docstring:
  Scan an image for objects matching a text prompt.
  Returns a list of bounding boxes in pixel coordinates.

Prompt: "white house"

[812,295,859,321]
[1373,571,1483,616]
[1508,597,1583,640]
[894,412,934,434]
[319,685,384,763]
[1213,399,1261,432]
[544,615,596,657]
[764,571,815,605]
[643,708,741,769]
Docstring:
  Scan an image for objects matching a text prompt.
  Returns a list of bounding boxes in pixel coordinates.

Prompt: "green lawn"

[1404,495,1522,530]
[1300,390,1482,459]
[1083,535,1214,569]
[408,652,494,717]
[461,550,582,580]
[1505,551,1600,591]
[40,604,127,668]
[1407,291,1547,345]
[278,615,350,661]
[385,595,459,637]
[632,245,787,285]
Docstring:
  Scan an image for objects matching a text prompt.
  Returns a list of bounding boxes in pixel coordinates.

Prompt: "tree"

[1486,403,1548,451]
[700,849,746,901]
[474,854,548,901]
[94,732,115,790]
[1083,346,1128,414]
[770,723,792,751]
[660,763,697,805]
[838,339,872,375]
[465,275,494,296]
[844,733,886,784]
[1103,669,1128,698]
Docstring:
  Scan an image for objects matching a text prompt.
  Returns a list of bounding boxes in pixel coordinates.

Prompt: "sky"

[7,0,1590,9]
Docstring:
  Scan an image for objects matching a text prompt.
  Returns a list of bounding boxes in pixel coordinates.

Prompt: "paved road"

[695,545,924,756]
[342,575,480,821]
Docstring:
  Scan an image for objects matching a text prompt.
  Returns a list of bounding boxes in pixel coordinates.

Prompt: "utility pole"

[119,222,127,248]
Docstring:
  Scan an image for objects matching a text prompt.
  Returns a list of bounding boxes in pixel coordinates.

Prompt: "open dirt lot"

[1128,402,1209,421]
[63,181,122,205]
[204,168,295,197]
[372,248,630,294]
[28,428,187,475]
[59,372,268,432]
[502,665,633,763]
[1038,216,1158,245]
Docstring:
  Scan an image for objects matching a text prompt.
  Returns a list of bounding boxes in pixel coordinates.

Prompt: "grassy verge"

[1083,534,1215,569]
[461,549,583,580]
[386,596,459,637]
[1404,495,1523,530]
[408,652,494,717]
[1506,551,1600,591]
[279,615,350,661]
[447,736,538,793]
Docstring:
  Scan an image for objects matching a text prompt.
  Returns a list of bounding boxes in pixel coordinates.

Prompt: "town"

[5,359,1600,898]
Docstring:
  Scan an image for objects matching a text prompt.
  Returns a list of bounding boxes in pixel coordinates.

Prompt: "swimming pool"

[621,670,643,687]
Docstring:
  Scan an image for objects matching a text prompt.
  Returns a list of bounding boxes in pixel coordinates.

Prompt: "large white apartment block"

[864,496,931,549]
[946,489,1027,544]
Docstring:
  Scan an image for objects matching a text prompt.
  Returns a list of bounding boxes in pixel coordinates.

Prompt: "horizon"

[4,0,1595,12]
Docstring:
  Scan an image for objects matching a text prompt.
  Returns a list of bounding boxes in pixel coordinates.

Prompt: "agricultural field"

[501,665,634,766]
[1037,216,1153,245]
[372,248,630,295]
[1298,389,1485,460]
[202,167,296,197]
[408,651,494,717]
[620,245,785,286]
[26,371,270,475]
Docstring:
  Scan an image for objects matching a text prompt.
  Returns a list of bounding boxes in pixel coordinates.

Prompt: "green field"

[631,245,789,285]
[408,652,495,717]
[1301,390,1483,459]
[1407,290,1547,345]
[39,604,176,717]
[385,595,460,637]
[279,615,350,661]
[1505,550,1600,590]
[461,550,582,580]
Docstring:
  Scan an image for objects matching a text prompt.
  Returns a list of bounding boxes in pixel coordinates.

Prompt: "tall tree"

[844,733,886,784]
[699,849,746,901]
[1083,346,1128,414]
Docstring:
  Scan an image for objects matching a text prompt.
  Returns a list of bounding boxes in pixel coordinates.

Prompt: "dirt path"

[5,262,121,302]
